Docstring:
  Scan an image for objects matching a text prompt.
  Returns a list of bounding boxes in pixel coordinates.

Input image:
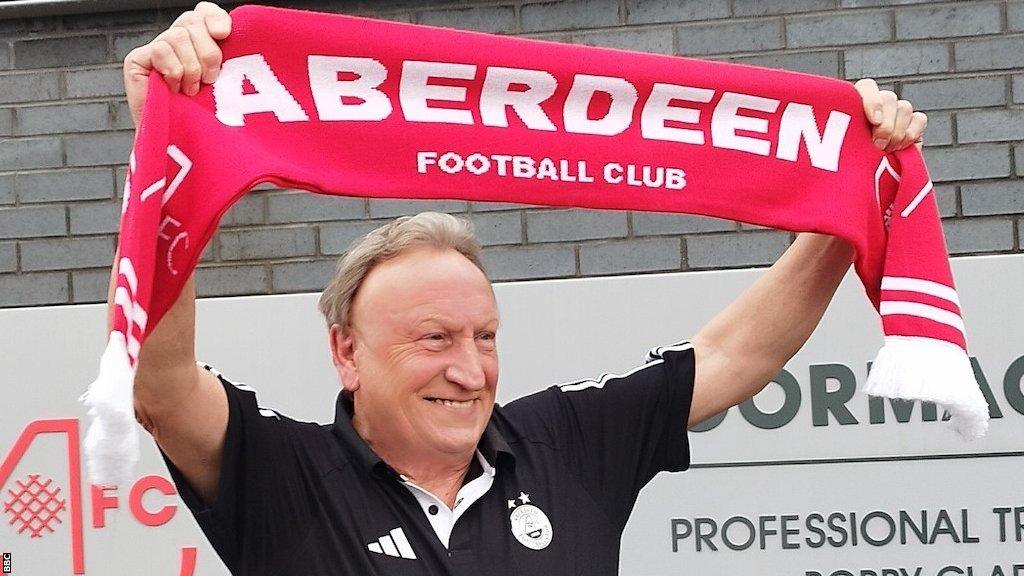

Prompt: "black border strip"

[0,0,206,20]
[691,451,1024,469]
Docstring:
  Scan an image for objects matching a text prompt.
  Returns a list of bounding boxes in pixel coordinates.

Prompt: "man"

[119,3,928,574]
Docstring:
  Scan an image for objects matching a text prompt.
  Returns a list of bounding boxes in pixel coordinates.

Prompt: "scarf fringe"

[79,333,139,486]
[865,336,990,440]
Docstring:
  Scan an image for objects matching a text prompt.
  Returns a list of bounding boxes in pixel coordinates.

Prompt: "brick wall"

[0,0,1020,307]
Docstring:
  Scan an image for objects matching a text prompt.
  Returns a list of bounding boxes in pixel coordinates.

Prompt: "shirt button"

[428,505,439,515]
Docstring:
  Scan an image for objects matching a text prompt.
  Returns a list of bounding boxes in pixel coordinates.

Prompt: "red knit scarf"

[83,5,989,484]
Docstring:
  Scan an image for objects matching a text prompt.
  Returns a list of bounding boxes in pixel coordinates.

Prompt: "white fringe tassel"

[864,336,990,440]
[79,333,140,486]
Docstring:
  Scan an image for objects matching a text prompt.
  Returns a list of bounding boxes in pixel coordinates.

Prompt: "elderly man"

[120,3,929,575]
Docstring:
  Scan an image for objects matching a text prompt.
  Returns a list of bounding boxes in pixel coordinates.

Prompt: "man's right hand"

[123,1,231,127]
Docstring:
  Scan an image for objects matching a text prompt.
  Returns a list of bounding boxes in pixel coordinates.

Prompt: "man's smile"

[424,397,477,409]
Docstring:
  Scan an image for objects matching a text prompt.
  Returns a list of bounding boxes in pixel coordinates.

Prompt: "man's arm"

[119,267,226,504]
[686,80,928,428]
[688,234,852,427]
[117,2,232,504]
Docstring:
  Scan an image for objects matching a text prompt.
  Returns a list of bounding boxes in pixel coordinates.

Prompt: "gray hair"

[317,212,486,327]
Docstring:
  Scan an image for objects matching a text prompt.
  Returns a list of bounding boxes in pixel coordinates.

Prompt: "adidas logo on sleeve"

[367,527,417,560]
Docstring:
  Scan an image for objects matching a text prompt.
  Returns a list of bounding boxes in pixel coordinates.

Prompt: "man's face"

[333,247,499,462]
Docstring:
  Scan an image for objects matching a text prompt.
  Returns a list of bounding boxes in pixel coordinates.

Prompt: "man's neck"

[394,456,473,509]
[352,414,474,508]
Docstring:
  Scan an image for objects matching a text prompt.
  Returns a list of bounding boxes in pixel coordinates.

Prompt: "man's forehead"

[351,247,497,322]
[412,309,500,328]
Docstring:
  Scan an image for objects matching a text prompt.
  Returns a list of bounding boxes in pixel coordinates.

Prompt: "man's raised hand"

[855,78,928,153]
[122,2,231,126]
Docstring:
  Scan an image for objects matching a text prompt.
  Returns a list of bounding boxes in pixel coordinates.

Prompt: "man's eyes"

[419,332,496,345]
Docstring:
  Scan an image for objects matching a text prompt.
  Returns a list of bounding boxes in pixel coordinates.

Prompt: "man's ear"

[329,323,360,393]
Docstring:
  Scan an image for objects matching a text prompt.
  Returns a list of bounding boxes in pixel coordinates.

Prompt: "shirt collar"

[331,392,515,480]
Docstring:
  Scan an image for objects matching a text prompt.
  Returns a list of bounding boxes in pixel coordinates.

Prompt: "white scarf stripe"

[881,276,961,307]
[879,301,965,335]
[900,180,934,218]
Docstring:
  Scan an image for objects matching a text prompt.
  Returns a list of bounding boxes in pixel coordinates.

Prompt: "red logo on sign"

[1,419,200,575]
[0,420,84,574]
[4,474,67,538]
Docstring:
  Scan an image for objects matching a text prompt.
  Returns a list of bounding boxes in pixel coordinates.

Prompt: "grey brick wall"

[0,0,1020,307]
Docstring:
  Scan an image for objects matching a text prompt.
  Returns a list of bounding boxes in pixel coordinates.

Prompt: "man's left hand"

[854,78,927,153]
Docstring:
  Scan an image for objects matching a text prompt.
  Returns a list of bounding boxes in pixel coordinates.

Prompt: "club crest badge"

[507,492,552,550]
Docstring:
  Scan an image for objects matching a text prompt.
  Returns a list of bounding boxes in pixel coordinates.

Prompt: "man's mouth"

[425,397,475,409]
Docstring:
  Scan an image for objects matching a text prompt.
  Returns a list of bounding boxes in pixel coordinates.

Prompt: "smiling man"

[324,238,501,510]
[121,3,930,575]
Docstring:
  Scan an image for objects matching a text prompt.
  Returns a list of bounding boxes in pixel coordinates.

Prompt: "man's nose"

[445,339,487,390]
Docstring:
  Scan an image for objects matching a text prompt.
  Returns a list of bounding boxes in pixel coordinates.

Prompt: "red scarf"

[83,5,989,484]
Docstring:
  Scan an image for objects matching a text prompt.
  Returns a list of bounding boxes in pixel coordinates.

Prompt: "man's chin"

[421,426,485,456]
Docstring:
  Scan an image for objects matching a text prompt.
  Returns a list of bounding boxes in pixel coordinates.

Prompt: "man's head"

[319,212,499,464]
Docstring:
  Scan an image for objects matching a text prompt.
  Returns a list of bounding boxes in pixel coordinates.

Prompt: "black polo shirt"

[165,341,695,576]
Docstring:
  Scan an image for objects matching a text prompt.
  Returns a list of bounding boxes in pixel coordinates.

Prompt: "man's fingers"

[149,39,184,93]
[171,4,229,85]
[195,2,232,39]
[854,79,927,152]
[886,100,914,152]
[181,20,224,84]
[854,78,883,125]
[872,90,898,150]
[906,111,927,153]
[123,45,155,126]
[156,25,203,95]
[123,44,154,80]
[906,111,928,147]
[120,2,229,126]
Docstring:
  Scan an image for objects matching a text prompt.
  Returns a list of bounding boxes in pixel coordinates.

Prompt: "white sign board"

[1,255,1021,575]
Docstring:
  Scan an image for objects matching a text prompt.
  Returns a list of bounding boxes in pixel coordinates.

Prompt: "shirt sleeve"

[502,341,695,529]
[160,364,320,574]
